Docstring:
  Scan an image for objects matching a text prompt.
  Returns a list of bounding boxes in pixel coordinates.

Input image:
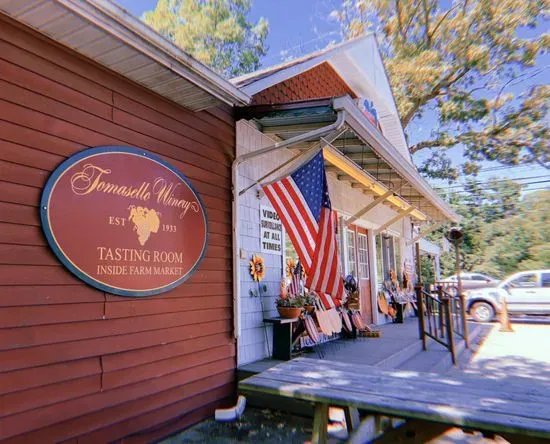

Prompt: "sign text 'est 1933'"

[40,146,208,297]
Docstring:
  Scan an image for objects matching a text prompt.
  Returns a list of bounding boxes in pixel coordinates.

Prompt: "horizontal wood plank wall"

[0,15,236,443]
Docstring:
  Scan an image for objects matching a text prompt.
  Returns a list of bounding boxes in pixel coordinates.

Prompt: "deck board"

[239,357,550,439]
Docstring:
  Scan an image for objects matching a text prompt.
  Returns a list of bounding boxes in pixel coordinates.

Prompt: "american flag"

[288,260,302,296]
[263,150,344,308]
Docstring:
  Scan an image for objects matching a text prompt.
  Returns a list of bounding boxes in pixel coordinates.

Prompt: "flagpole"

[238,150,310,196]
[238,127,347,196]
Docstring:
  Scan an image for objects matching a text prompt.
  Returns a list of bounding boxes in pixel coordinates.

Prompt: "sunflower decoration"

[250,254,266,282]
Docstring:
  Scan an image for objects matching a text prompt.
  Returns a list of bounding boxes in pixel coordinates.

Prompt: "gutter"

[55,0,250,107]
[232,110,346,342]
[332,96,460,222]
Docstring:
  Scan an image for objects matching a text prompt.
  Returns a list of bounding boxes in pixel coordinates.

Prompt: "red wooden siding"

[0,15,236,443]
[251,62,356,105]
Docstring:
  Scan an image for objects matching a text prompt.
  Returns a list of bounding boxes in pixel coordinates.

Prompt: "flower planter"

[277,306,302,319]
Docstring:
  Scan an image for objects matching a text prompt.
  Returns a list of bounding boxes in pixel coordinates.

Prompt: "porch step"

[374,339,424,370]
[396,323,487,374]
[444,323,494,375]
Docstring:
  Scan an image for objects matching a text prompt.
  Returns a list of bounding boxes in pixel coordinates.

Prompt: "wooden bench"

[263,316,303,361]
[239,357,550,443]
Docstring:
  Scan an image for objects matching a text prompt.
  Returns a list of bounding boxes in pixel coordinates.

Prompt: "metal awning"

[237,96,459,223]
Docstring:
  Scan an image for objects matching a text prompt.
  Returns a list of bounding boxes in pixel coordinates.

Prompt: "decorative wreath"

[250,254,265,282]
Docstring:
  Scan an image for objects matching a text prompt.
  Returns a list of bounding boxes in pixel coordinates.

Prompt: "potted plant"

[275,294,304,319]
[302,293,316,313]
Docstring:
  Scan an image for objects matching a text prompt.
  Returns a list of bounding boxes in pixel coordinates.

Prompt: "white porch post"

[368,230,379,325]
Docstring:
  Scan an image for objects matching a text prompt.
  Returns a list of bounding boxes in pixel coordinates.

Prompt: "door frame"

[345,223,374,322]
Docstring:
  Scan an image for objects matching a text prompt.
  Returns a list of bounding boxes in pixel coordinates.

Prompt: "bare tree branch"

[429,1,463,41]
[395,0,408,43]
[409,138,448,153]
[401,66,470,127]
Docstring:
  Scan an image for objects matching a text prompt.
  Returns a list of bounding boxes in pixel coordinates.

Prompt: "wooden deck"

[238,317,483,381]
[239,357,550,443]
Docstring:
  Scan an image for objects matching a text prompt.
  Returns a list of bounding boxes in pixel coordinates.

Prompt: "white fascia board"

[328,57,410,156]
[326,38,409,155]
[368,35,410,152]
[238,35,372,96]
[333,96,460,223]
[58,0,250,106]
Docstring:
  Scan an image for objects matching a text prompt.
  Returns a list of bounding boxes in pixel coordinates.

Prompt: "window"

[471,274,487,281]
[357,233,369,279]
[394,238,402,282]
[542,273,550,288]
[380,235,397,281]
[346,229,357,278]
[509,273,538,288]
[375,236,383,287]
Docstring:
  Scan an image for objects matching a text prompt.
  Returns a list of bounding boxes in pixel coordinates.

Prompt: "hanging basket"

[277,306,302,319]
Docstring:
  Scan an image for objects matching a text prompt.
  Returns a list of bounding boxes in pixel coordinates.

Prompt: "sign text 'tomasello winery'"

[40,146,208,296]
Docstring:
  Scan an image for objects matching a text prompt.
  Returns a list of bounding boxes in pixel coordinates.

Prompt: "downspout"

[232,109,346,345]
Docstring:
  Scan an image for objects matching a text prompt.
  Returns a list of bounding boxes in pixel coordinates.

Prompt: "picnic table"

[239,357,550,443]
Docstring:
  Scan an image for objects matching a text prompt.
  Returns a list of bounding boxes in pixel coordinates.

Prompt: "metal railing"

[416,285,457,365]
[429,283,469,348]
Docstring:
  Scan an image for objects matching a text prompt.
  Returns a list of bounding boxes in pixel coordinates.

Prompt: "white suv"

[467,270,550,322]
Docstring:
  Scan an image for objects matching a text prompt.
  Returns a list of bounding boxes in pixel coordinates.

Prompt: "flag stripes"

[262,150,344,309]
[306,208,344,307]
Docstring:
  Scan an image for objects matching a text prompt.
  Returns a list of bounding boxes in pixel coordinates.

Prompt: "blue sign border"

[40,146,209,297]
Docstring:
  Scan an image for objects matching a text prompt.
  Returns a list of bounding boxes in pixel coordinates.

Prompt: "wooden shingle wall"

[251,62,356,105]
[0,15,235,443]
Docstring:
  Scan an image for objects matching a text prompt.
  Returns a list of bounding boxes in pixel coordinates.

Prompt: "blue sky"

[116,0,342,62]
[115,0,548,195]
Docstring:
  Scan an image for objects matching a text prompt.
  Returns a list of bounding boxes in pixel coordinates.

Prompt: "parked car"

[440,272,500,292]
[466,270,550,322]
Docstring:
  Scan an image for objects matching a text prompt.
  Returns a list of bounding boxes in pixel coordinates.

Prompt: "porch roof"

[237,96,459,223]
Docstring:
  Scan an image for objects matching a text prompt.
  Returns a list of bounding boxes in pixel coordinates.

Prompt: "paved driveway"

[466,321,550,382]
[430,320,550,443]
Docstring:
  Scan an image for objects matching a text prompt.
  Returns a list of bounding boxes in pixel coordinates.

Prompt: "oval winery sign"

[41,146,208,296]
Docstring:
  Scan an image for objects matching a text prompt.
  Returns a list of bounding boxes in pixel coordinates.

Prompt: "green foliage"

[477,190,550,276]
[420,255,436,286]
[433,187,549,279]
[143,0,269,78]
[275,295,304,308]
[331,0,549,180]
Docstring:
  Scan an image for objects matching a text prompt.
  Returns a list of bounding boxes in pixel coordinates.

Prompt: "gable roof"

[232,36,366,88]
[232,34,410,158]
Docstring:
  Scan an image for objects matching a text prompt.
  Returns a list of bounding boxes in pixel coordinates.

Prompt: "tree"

[143,0,268,78]
[331,0,549,180]
[477,190,550,276]
[432,184,549,279]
